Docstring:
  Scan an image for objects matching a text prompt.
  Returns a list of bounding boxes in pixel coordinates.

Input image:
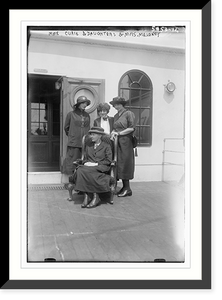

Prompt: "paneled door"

[28,74,61,172]
[60,76,105,171]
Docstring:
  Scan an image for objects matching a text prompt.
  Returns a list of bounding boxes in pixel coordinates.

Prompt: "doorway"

[28,74,61,172]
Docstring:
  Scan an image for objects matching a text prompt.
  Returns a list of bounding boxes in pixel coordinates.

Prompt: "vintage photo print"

[26,25,188,266]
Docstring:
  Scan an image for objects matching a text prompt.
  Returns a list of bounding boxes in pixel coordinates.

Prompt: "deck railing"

[162,138,185,182]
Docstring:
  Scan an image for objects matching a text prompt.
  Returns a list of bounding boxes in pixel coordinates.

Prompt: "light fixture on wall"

[164,80,176,93]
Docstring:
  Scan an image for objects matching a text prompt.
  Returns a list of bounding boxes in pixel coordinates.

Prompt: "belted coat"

[113,108,136,180]
[63,107,90,174]
[64,107,90,148]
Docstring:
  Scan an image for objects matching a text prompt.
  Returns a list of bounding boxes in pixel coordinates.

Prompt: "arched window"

[118,69,153,146]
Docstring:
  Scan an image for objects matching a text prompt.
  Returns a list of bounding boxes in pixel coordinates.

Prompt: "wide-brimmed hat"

[109,96,127,107]
[88,126,106,135]
[74,95,91,107]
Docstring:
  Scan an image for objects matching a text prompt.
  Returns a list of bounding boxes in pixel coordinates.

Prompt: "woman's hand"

[110,131,119,141]
[84,162,98,167]
[110,128,134,140]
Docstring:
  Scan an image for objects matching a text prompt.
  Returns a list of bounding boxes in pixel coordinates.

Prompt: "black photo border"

[6,3,211,289]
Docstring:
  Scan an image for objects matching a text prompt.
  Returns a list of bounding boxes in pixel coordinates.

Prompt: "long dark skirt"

[117,135,135,180]
[63,147,82,175]
[74,165,111,193]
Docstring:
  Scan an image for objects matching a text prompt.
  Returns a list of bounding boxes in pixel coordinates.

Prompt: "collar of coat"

[92,141,105,152]
[73,107,88,115]
[115,108,127,119]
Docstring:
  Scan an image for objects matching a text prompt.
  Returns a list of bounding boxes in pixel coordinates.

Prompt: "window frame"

[27,74,61,172]
[118,69,153,147]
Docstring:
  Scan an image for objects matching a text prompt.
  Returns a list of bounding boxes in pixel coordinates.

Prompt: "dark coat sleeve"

[93,118,101,127]
[64,112,71,136]
[85,142,112,166]
[97,143,112,166]
[109,117,114,132]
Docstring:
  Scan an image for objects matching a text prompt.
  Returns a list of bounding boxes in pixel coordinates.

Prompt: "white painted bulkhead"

[27,30,186,184]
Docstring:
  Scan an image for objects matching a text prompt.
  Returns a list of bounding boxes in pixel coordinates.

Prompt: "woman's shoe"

[117,189,132,197]
[87,193,101,208]
[81,193,90,208]
[77,191,84,195]
[116,187,124,195]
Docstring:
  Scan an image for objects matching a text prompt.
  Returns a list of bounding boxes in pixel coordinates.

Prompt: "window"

[29,77,60,137]
[119,70,153,146]
[28,74,60,171]
[31,97,48,136]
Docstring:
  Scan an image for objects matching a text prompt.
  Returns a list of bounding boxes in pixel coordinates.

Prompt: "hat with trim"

[109,96,127,107]
[74,95,91,107]
[88,126,106,135]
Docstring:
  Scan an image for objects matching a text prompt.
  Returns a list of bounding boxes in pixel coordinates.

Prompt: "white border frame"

[10,9,201,281]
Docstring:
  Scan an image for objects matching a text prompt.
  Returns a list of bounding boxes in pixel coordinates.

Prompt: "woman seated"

[74,126,113,209]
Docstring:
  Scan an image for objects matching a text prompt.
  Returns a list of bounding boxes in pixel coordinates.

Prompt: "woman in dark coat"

[63,96,91,175]
[109,97,136,197]
[74,127,113,208]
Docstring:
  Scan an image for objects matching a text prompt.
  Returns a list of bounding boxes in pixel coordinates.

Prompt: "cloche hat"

[74,95,91,107]
[88,126,106,135]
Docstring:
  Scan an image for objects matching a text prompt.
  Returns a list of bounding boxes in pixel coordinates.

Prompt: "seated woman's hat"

[88,126,106,135]
[109,96,127,107]
[74,95,91,107]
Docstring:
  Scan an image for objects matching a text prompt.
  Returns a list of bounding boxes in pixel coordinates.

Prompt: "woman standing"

[93,103,114,135]
[63,95,91,175]
[109,96,136,197]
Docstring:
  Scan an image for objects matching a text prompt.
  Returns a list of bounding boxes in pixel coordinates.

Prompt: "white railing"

[162,138,185,182]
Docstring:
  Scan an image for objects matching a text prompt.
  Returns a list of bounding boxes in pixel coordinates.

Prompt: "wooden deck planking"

[28,194,45,261]
[88,203,139,262]
[98,203,145,261]
[63,199,95,261]
[103,196,175,261]
[27,182,185,262]
[75,201,124,261]
[94,233,124,262]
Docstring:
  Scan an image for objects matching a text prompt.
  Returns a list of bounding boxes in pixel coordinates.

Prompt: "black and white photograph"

[27,25,187,264]
[7,4,214,292]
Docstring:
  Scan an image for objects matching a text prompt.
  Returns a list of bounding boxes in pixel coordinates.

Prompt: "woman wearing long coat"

[109,96,136,197]
[74,127,113,208]
[63,96,91,175]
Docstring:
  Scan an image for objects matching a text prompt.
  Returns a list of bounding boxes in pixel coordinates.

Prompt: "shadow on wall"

[163,87,174,104]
